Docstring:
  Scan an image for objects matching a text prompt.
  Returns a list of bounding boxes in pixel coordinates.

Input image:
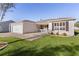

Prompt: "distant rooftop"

[0,20,15,23]
[16,20,35,23]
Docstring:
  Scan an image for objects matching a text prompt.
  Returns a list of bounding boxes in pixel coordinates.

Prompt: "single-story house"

[10,20,38,34]
[0,20,14,32]
[10,18,75,36]
[37,18,75,36]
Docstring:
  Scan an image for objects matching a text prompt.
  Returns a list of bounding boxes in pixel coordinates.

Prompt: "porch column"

[48,23,52,32]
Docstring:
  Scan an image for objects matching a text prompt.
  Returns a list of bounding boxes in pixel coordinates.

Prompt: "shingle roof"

[37,18,76,23]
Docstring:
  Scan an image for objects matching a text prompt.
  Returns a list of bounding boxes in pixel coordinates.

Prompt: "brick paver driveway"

[0,32,47,41]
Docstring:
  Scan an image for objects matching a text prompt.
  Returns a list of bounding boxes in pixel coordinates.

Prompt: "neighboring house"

[0,20,14,32]
[37,18,75,36]
[10,20,38,34]
[74,27,79,30]
[10,18,75,36]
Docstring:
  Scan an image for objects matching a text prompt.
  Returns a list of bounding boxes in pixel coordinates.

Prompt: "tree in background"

[0,3,15,21]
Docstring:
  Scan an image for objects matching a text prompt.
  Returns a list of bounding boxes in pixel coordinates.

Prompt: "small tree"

[0,3,15,21]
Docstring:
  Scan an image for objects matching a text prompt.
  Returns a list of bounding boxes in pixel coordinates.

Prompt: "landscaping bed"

[0,42,8,50]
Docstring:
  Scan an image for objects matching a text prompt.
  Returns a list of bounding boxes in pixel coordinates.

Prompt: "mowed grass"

[0,32,79,56]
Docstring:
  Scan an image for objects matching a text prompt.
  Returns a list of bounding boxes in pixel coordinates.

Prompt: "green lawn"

[0,32,79,56]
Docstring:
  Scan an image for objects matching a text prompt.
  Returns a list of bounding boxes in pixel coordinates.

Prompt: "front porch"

[38,24,48,33]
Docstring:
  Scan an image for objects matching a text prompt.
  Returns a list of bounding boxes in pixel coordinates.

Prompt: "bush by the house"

[56,32,59,35]
[62,33,67,36]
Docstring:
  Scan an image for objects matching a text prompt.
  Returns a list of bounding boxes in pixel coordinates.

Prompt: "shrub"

[62,33,67,36]
[48,31,54,35]
[56,32,59,35]
[50,32,54,35]
[74,30,79,36]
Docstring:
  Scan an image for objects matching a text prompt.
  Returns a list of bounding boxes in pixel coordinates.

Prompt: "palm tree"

[0,3,15,21]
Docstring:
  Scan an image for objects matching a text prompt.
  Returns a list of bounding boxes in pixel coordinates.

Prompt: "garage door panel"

[12,25,23,34]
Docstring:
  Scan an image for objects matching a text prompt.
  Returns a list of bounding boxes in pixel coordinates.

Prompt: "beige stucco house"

[10,18,75,36]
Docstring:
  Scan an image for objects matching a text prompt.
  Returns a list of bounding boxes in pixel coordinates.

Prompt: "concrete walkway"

[0,32,47,41]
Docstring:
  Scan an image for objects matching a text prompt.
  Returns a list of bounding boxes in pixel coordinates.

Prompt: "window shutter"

[52,23,54,31]
[66,21,69,31]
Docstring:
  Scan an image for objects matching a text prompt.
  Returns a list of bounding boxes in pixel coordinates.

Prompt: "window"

[53,22,66,30]
[40,25,43,29]
[60,22,65,26]
[57,23,59,26]
[60,22,62,26]
[60,26,65,30]
[62,27,65,30]
[60,28,62,30]
[55,23,56,26]
[54,26,59,30]
[56,27,59,30]
[63,22,65,26]
[54,22,59,26]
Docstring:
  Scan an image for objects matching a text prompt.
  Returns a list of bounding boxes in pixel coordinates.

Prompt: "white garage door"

[12,25,23,34]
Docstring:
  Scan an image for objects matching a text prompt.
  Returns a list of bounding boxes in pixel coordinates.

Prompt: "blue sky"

[3,3,79,21]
